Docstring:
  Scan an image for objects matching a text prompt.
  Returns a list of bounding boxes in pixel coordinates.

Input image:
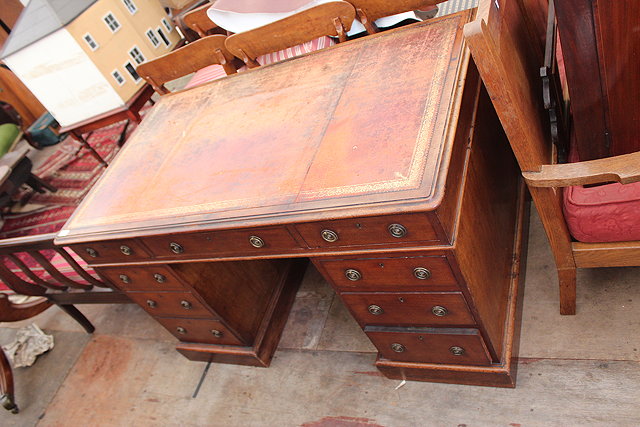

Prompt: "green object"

[0,123,20,157]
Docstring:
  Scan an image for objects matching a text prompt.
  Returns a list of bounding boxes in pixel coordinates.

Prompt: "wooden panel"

[594,0,640,155]
[366,326,492,366]
[171,259,298,344]
[144,226,301,259]
[340,292,475,327]
[572,241,640,268]
[316,253,458,292]
[126,291,213,318]
[69,239,151,264]
[154,317,244,345]
[0,66,46,128]
[295,213,439,248]
[554,0,609,160]
[97,265,186,292]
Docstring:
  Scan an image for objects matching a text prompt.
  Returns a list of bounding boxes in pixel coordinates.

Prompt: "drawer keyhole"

[119,274,130,284]
[154,273,166,283]
[120,245,132,256]
[146,299,157,308]
[176,327,187,335]
[180,300,192,310]
[211,330,223,338]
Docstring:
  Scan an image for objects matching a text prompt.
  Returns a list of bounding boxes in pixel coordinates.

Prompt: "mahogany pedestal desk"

[56,11,526,387]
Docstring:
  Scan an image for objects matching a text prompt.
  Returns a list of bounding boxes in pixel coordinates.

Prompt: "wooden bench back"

[183,2,219,38]
[464,0,550,172]
[348,0,446,33]
[136,35,236,95]
[225,1,356,68]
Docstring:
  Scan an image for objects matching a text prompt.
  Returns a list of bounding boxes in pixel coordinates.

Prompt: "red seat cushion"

[0,250,99,292]
[256,36,335,66]
[562,145,640,242]
[183,64,229,89]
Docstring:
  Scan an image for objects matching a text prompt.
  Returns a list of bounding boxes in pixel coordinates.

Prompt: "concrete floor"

[0,208,639,426]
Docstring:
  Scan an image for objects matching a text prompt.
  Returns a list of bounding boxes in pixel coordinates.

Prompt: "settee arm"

[522,151,640,187]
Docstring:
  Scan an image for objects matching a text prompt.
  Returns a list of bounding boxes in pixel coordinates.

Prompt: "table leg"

[71,131,108,167]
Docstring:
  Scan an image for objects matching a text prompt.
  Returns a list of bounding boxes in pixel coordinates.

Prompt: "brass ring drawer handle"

[344,269,362,281]
[154,273,166,283]
[119,274,130,284]
[120,245,132,256]
[391,343,406,353]
[388,223,407,238]
[413,267,431,280]
[180,300,192,309]
[146,299,157,308]
[368,304,384,315]
[431,305,448,317]
[321,229,339,242]
[176,327,187,335]
[170,242,184,254]
[450,346,465,356]
[249,235,265,248]
[85,248,98,258]
[211,329,223,338]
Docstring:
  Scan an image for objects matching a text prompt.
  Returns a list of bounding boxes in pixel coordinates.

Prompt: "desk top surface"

[58,12,472,244]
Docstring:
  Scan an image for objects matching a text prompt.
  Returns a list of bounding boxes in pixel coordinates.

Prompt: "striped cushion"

[183,64,229,89]
[0,250,98,292]
[257,36,335,66]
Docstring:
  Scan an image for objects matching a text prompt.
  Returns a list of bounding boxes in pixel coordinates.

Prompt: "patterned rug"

[0,115,141,240]
[28,120,135,205]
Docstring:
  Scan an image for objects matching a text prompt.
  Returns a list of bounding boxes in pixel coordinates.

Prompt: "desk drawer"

[317,254,458,291]
[70,239,151,263]
[295,214,440,248]
[341,292,474,327]
[98,265,185,292]
[127,291,213,318]
[366,326,492,366]
[155,318,245,346]
[143,226,300,258]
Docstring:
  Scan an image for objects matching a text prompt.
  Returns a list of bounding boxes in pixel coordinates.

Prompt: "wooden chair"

[136,35,237,95]
[224,1,356,69]
[0,233,131,413]
[347,0,446,34]
[183,2,224,38]
[464,0,640,314]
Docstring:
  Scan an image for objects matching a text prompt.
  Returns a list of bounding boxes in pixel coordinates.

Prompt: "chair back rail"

[225,1,356,68]
[348,0,446,33]
[183,2,219,38]
[0,232,108,296]
[136,35,237,95]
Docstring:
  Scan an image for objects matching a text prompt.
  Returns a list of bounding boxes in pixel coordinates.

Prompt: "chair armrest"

[523,151,640,187]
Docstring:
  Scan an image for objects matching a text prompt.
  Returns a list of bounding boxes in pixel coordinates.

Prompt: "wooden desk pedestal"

[57,14,525,387]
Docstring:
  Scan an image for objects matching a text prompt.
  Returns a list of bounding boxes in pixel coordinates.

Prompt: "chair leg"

[558,267,577,315]
[0,348,18,414]
[25,173,57,194]
[56,304,95,334]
